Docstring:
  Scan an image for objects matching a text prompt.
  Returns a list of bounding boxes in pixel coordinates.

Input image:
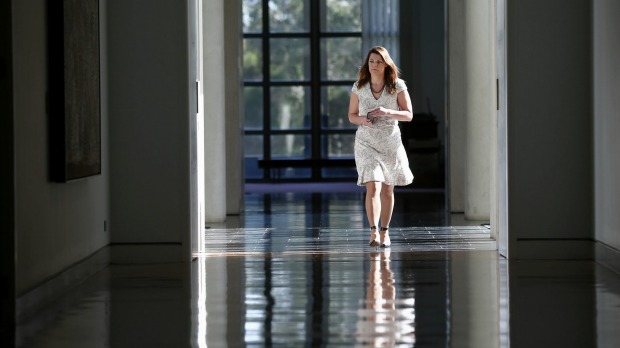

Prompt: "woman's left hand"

[367,107,390,119]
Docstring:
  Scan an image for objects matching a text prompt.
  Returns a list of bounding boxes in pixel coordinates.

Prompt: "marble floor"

[14,187,620,347]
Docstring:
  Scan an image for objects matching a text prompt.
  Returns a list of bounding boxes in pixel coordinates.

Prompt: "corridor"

[15,187,620,347]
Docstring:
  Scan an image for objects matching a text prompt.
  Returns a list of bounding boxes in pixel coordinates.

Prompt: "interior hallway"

[5,1,620,347]
[14,188,620,347]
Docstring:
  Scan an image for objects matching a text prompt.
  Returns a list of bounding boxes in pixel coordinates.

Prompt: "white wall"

[13,0,110,294]
[107,0,193,262]
[505,0,593,259]
[462,0,494,221]
[593,0,620,264]
[448,0,494,220]
[202,0,227,222]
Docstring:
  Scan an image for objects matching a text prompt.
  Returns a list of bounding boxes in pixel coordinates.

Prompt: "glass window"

[270,38,311,81]
[243,0,361,181]
[245,135,264,157]
[270,86,311,130]
[323,0,362,32]
[322,134,355,158]
[271,134,311,158]
[244,86,264,130]
[244,135,264,179]
[321,37,362,81]
[242,0,263,33]
[322,167,358,179]
[269,0,310,33]
[271,167,311,179]
[243,39,263,81]
[321,86,356,129]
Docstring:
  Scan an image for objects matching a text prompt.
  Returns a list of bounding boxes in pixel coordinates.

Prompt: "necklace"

[370,83,385,94]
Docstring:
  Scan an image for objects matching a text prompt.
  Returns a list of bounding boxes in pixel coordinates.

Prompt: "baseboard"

[110,243,189,264]
[16,246,110,322]
[595,241,620,275]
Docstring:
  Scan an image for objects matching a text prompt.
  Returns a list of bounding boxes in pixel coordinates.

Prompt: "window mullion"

[262,0,271,179]
[310,0,321,180]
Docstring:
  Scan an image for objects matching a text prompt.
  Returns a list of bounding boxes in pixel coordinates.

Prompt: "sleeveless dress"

[351,79,414,186]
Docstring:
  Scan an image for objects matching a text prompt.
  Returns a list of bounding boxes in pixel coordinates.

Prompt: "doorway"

[192,0,503,245]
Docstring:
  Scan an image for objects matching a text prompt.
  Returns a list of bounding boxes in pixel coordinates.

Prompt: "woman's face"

[368,53,386,75]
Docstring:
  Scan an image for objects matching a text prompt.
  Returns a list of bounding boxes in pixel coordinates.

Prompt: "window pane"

[244,87,263,130]
[323,0,361,32]
[322,167,357,179]
[271,167,311,179]
[271,134,311,158]
[321,38,362,80]
[321,86,356,129]
[322,134,355,158]
[270,38,311,81]
[242,0,263,33]
[270,86,310,130]
[243,39,263,81]
[269,0,310,33]
[244,135,264,156]
[244,135,264,179]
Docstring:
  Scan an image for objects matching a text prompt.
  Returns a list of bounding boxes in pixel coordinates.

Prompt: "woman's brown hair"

[356,46,400,94]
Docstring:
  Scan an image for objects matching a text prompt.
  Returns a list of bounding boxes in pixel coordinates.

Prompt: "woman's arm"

[348,92,373,126]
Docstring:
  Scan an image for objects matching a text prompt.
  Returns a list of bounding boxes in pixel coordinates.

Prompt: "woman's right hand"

[361,115,374,126]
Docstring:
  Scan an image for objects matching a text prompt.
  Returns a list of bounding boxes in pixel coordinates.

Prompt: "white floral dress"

[351,79,414,186]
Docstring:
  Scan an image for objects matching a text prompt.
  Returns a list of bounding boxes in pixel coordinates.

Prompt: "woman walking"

[348,46,414,247]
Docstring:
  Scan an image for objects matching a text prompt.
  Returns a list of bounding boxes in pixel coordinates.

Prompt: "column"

[463,0,494,220]
[224,0,245,215]
[203,0,227,222]
[448,0,495,221]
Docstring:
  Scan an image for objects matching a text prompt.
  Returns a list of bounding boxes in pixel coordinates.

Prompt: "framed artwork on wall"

[48,0,101,182]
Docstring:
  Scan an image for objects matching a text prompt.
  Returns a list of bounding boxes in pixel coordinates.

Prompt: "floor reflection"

[12,189,620,348]
[356,250,415,347]
[14,242,620,348]
[194,250,500,347]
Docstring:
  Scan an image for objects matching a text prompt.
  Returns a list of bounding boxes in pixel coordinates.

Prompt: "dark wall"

[401,0,446,122]
[0,0,15,343]
[506,0,593,252]
[400,0,446,188]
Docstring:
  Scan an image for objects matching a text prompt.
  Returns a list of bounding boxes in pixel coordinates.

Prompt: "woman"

[348,46,414,248]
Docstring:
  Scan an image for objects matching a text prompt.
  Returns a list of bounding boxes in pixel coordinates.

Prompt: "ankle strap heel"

[379,227,391,248]
[369,226,380,247]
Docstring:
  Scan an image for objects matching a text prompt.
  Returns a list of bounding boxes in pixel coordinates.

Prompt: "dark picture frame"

[48,0,101,182]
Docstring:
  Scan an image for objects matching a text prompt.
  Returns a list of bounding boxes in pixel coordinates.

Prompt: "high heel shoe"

[369,226,380,247]
[380,227,391,248]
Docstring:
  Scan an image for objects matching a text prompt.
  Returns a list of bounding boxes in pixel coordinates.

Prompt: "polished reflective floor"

[14,187,620,347]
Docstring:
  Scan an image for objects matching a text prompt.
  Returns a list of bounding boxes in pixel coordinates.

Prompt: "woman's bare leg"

[380,183,394,228]
[365,181,382,244]
[380,183,395,246]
